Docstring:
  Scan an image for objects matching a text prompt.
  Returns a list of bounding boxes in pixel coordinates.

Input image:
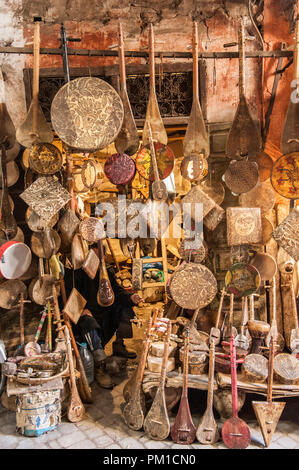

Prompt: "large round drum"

[136,143,175,181]
[270,152,299,199]
[50,77,124,152]
[0,240,32,279]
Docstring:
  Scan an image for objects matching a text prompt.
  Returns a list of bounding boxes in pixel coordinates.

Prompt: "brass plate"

[29,143,62,175]
[224,160,259,194]
[272,207,299,262]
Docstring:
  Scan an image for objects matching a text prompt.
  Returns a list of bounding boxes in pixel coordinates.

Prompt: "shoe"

[95,363,114,389]
[95,367,114,389]
[112,340,137,359]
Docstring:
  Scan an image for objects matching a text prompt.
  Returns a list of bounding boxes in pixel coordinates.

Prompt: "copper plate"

[28,143,62,175]
[135,142,175,181]
[270,152,299,199]
[224,160,259,194]
[169,262,217,309]
[239,182,276,216]
[50,77,124,152]
[225,262,261,298]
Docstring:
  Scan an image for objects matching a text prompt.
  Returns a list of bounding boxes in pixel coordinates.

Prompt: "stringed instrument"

[144,321,171,440]
[115,23,139,156]
[64,324,86,422]
[16,20,53,148]
[226,19,260,160]
[221,335,251,449]
[209,288,226,345]
[142,24,167,146]
[0,68,16,151]
[148,123,168,201]
[196,339,219,444]
[234,296,250,351]
[0,145,18,239]
[281,19,299,154]
[122,318,153,430]
[171,328,196,444]
[97,239,115,307]
[252,338,286,447]
[183,21,209,159]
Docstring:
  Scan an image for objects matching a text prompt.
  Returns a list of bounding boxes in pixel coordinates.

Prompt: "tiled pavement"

[0,370,298,450]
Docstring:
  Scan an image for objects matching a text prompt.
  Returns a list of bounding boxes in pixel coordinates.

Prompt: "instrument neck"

[32,21,40,137]
[267,338,274,403]
[207,340,215,410]
[149,24,156,95]
[159,322,171,390]
[240,296,248,335]
[132,318,152,400]
[238,20,245,96]
[215,289,225,329]
[230,336,239,418]
[192,21,199,100]
[182,334,189,398]
[249,294,255,321]
[294,20,299,85]
[118,23,127,90]
[228,293,234,334]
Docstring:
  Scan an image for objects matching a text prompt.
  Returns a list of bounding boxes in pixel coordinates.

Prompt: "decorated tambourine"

[225,262,261,298]
[270,152,299,199]
[104,153,136,185]
[136,142,175,181]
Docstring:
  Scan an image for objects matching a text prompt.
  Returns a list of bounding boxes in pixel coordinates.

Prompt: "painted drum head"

[179,239,208,263]
[136,142,175,181]
[180,153,208,182]
[29,142,63,175]
[270,152,299,199]
[225,263,261,298]
[104,153,136,185]
[224,160,259,194]
[169,262,217,310]
[0,240,32,279]
[79,217,105,243]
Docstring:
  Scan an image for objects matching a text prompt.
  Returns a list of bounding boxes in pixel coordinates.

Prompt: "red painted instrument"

[221,336,251,449]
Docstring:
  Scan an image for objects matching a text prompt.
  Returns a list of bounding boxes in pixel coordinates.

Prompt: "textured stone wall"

[0,0,298,149]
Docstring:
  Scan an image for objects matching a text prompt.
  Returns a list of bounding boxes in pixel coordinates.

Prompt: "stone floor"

[0,368,298,450]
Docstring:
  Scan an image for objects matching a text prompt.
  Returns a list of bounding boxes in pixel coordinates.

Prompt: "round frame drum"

[0,240,32,279]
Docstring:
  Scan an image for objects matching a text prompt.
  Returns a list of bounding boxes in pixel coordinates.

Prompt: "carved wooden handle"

[193,21,199,99]
[238,19,245,96]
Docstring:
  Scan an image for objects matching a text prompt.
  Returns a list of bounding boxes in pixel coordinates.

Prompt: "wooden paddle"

[144,321,171,440]
[196,339,219,444]
[171,328,196,444]
[63,324,86,423]
[59,272,93,404]
[226,19,260,160]
[148,123,168,201]
[221,335,251,449]
[16,20,53,148]
[183,21,209,159]
[0,145,18,239]
[0,68,15,151]
[252,338,286,447]
[281,19,299,154]
[115,23,139,156]
[97,239,115,307]
[122,318,153,430]
[142,24,167,146]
